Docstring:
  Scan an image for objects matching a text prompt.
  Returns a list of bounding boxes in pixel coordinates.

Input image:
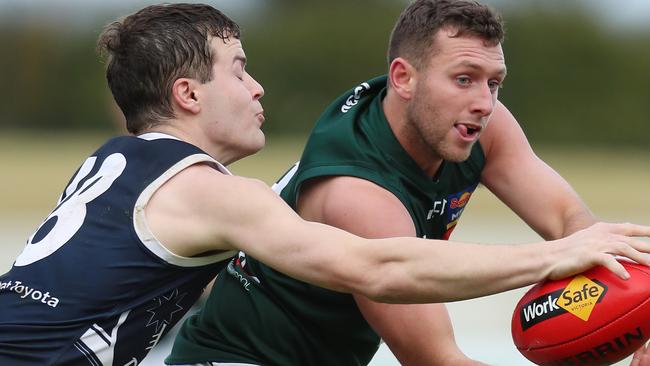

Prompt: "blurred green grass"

[0,131,648,223]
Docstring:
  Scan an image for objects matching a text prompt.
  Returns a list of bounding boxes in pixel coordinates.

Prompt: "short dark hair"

[97,3,240,133]
[388,0,504,70]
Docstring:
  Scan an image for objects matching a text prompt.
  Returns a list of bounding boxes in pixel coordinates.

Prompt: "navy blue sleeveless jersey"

[0,133,235,366]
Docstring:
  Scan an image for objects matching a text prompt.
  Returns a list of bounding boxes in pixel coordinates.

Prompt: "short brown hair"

[388,0,504,70]
[97,3,240,133]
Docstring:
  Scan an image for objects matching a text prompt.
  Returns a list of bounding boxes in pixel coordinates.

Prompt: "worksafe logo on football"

[519,275,608,331]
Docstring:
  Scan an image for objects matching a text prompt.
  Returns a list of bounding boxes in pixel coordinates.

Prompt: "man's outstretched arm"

[146,163,650,304]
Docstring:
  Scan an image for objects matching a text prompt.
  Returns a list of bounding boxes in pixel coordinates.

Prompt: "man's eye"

[488,80,502,91]
[456,77,471,85]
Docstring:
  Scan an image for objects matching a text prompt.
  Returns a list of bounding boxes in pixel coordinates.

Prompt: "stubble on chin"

[406,101,453,162]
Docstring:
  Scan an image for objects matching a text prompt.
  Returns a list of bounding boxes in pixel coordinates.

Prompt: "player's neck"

[142,122,224,163]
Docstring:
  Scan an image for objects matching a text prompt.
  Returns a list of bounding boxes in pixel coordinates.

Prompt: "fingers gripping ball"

[511,261,650,366]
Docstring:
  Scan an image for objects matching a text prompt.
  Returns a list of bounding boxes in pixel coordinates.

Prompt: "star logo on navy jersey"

[145,289,187,333]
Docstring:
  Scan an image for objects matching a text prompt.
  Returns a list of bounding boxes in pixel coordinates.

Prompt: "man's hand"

[547,222,650,281]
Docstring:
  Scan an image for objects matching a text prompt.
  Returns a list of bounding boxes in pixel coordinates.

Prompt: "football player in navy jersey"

[2,3,650,366]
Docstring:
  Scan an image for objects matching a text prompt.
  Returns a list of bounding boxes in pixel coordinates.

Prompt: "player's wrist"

[514,241,559,284]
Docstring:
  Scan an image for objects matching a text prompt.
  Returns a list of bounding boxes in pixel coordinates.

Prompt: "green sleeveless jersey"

[167,76,486,366]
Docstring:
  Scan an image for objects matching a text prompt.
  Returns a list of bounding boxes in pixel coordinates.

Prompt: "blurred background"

[1,0,649,365]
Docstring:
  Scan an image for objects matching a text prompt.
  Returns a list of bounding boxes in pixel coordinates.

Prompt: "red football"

[511,260,650,366]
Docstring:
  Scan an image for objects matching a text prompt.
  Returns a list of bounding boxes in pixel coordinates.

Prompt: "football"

[511,260,650,366]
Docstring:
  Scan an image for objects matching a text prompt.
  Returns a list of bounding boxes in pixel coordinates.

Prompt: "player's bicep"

[206,174,303,249]
[298,176,417,239]
[147,166,304,257]
[480,103,591,239]
[480,101,538,195]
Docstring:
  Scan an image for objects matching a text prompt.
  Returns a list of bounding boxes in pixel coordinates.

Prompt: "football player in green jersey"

[167,1,650,366]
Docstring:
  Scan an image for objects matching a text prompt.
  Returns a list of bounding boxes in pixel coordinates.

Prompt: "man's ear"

[388,57,417,100]
[172,78,201,114]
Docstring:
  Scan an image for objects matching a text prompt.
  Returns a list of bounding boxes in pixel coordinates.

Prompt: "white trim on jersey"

[133,153,236,267]
[271,161,299,194]
[75,310,131,366]
[138,132,181,141]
